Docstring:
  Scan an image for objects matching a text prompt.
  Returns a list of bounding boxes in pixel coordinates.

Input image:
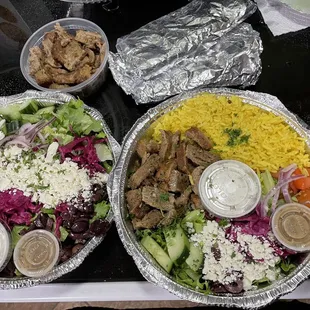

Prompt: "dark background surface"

[0,0,310,283]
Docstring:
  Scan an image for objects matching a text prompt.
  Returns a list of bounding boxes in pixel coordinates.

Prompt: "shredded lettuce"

[55,99,102,135]
[11,225,27,247]
[173,266,211,294]
[90,201,110,223]
[59,226,69,242]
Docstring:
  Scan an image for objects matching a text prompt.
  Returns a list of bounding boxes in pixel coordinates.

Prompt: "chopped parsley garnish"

[231,252,236,258]
[218,218,229,227]
[223,127,251,147]
[159,193,169,201]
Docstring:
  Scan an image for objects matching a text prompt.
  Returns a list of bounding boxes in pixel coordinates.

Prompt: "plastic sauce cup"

[271,203,310,252]
[13,230,60,277]
[198,160,261,218]
[0,221,12,272]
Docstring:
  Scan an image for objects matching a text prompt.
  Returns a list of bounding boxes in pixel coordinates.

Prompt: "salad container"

[0,90,120,289]
[20,18,109,98]
[111,87,310,308]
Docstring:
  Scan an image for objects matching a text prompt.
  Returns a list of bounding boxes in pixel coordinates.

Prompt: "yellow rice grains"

[148,93,310,172]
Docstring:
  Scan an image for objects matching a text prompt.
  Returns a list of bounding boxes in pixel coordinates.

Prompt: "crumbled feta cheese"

[0,146,108,208]
[191,220,281,291]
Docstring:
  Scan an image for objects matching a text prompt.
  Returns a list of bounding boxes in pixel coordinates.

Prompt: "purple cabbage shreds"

[58,136,104,175]
[0,189,41,228]
[232,213,270,237]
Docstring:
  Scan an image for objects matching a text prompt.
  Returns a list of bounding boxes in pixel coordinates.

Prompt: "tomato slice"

[297,189,310,207]
[292,168,310,190]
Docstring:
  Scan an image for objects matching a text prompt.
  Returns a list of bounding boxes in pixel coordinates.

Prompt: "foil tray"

[0,90,120,289]
[111,87,310,309]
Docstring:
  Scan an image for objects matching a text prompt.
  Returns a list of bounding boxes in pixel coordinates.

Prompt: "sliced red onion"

[37,132,46,144]
[282,163,297,174]
[261,174,304,215]
[0,135,17,146]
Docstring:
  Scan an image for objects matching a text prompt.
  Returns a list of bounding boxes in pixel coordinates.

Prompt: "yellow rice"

[147,93,310,172]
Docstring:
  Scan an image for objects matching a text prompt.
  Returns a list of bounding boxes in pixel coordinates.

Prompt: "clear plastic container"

[198,160,261,218]
[13,229,60,277]
[271,203,310,252]
[0,221,12,272]
[20,18,109,97]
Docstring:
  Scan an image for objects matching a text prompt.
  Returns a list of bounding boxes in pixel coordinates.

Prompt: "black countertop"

[1,0,310,283]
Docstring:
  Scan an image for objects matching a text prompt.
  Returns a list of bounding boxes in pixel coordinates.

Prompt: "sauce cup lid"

[198,160,261,218]
[271,203,310,252]
[13,229,60,277]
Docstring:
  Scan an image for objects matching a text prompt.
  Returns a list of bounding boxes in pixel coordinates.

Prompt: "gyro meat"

[28,23,106,88]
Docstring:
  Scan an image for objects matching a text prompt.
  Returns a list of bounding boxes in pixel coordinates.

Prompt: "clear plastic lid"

[198,160,261,218]
[13,230,60,277]
[0,221,12,272]
[271,203,310,252]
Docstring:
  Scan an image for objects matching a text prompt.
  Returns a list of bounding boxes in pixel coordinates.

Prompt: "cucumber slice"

[36,106,55,115]
[18,100,38,114]
[186,242,203,272]
[6,120,20,134]
[95,144,112,162]
[0,105,21,121]
[194,222,204,233]
[164,225,190,265]
[21,114,41,124]
[141,235,173,273]
[0,119,7,135]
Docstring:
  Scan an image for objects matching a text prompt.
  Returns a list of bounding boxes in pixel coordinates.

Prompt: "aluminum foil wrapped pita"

[0,90,120,289]
[111,88,310,308]
[109,0,263,104]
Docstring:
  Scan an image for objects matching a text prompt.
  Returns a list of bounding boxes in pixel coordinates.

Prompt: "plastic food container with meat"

[20,18,109,98]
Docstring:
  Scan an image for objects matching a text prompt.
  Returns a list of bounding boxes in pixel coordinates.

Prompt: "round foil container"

[111,87,310,308]
[0,90,120,289]
[271,203,310,252]
[198,160,261,218]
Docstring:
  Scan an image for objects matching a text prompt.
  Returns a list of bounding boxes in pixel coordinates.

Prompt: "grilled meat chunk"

[141,186,174,211]
[185,127,213,150]
[176,142,193,174]
[45,64,92,85]
[75,29,103,49]
[52,38,86,71]
[168,170,190,193]
[155,159,177,182]
[132,210,163,229]
[128,154,160,189]
[186,144,220,167]
[159,130,172,160]
[34,68,52,86]
[191,194,204,210]
[159,209,177,226]
[169,131,180,159]
[175,185,192,207]
[126,189,142,211]
[29,46,43,75]
[191,166,205,195]
[54,23,73,47]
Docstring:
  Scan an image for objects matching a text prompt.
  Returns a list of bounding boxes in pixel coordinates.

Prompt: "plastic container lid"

[271,203,310,252]
[13,230,60,277]
[198,160,261,218]
[0,221,12,272]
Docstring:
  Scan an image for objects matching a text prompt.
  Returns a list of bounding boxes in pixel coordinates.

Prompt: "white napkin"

[256,0,310,36]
